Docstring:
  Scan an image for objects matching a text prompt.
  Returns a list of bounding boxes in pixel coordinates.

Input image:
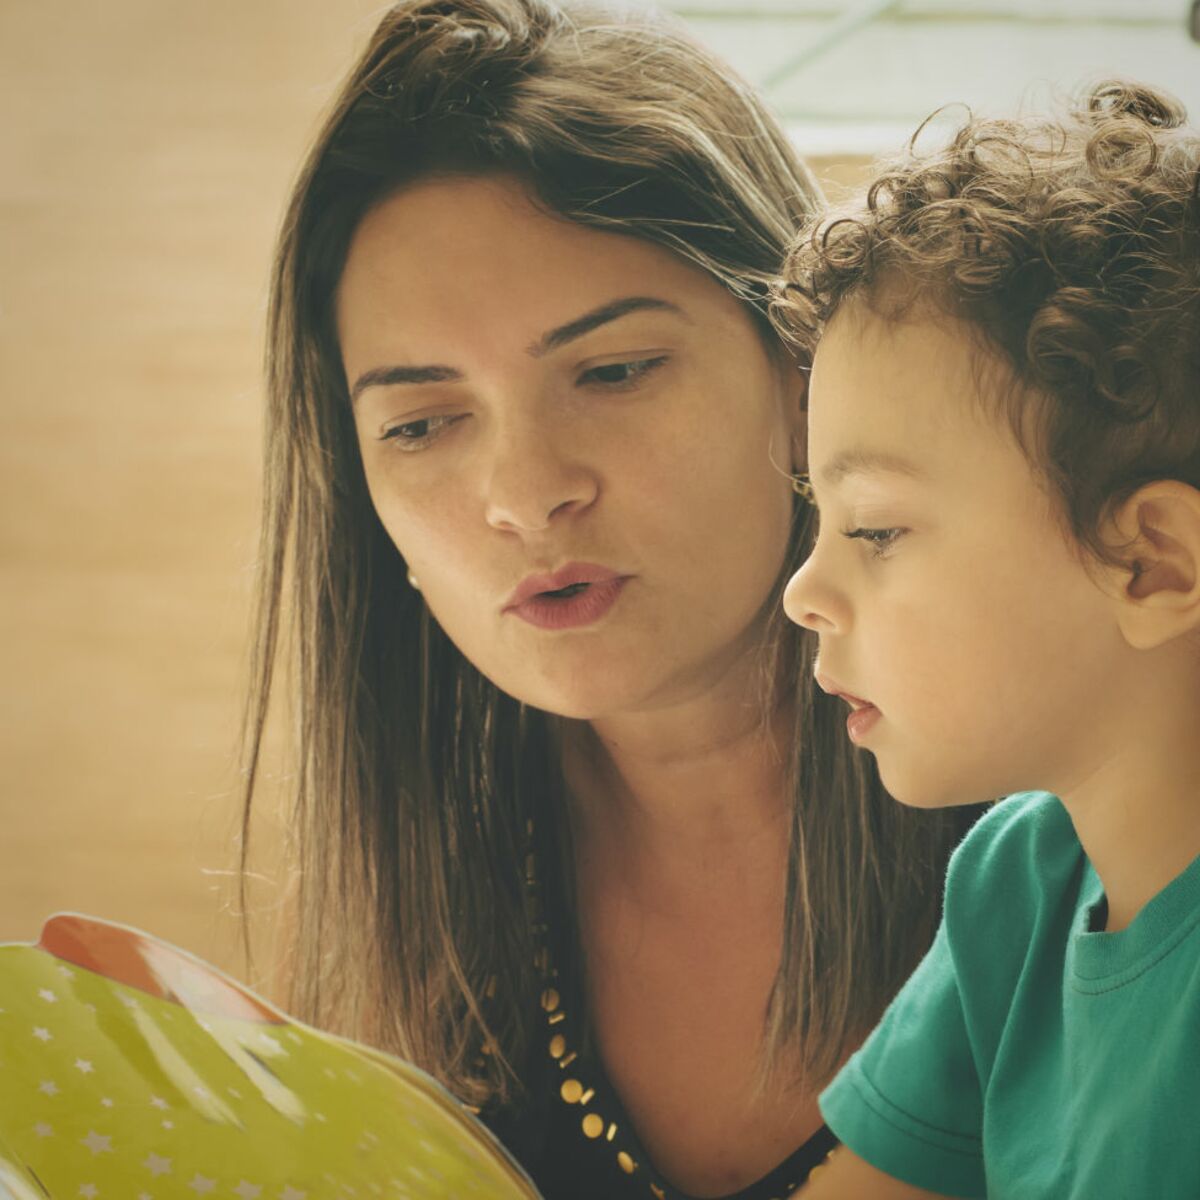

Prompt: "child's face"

[784,300,1129,809]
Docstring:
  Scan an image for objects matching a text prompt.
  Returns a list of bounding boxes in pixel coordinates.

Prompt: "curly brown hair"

[775,80,1200,564]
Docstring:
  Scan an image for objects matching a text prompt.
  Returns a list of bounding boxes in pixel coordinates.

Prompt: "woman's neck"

[557,680,793,900]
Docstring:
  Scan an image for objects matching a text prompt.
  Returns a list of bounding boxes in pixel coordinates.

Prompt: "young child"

[776,82,1200,1199]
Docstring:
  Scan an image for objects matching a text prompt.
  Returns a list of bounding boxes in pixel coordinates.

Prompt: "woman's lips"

[504,562,631,631]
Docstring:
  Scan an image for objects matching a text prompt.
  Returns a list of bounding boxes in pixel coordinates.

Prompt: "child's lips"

[815,674,882,743]
[815,673,874,710]
[844,703,881,743]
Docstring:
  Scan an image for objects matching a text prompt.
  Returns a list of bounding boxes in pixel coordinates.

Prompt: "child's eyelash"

[842,527,906,556]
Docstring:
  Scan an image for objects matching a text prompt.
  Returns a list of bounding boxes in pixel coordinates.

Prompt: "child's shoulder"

[944,791,1085,926]
[952,788,1075,857]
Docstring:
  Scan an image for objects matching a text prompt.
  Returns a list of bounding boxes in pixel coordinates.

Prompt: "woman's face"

[336,174,801,719]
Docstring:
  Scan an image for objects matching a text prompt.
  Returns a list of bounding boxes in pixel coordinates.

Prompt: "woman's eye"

[842,526,906,557]
[379,413,465,452]
[578,356,668,389]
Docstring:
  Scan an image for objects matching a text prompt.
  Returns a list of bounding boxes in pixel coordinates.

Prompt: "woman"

[242,1,973,1196]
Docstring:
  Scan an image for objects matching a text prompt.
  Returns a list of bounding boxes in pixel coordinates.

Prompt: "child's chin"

[878,764,987,811]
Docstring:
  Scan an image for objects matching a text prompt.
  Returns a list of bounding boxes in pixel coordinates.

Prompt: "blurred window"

[664,1,1200,155]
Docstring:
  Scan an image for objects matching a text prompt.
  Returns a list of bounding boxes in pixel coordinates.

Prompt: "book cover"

[0,914,541,1199]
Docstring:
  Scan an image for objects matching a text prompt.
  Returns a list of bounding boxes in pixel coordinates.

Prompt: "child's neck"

[1058,648,1200,932]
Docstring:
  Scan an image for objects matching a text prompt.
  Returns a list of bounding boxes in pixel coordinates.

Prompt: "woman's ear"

[1107,481,1200,650]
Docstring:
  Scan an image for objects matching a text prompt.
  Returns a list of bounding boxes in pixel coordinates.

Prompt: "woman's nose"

[482,424,598,534]
[783,549,848,635]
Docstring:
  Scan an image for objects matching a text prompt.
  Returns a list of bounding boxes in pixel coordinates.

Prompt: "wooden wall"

[0,0,869,992]
[0,0,385,985]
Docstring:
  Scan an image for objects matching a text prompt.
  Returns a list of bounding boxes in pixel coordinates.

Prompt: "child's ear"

[1106,481,1200,650]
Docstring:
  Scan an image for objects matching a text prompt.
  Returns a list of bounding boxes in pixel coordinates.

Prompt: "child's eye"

[842,526,907,557]
[379,413,467,452]
[577,356,668,389]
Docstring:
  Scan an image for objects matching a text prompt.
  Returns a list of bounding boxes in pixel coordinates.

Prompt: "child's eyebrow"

[818,449,927,487]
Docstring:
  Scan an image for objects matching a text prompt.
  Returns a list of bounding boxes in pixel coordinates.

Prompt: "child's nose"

[783,554,847,635]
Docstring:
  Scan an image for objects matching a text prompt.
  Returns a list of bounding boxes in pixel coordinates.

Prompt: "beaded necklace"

[524,823,838,1200]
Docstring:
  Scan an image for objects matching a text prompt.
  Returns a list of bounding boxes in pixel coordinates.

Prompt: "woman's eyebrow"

[350,364,460,403]
[350,295,686,404]
[529,295,686,357]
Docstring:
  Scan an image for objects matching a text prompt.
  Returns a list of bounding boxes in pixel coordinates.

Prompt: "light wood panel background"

[0,0,869,990]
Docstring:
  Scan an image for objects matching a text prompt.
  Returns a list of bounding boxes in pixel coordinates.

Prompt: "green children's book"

[0,914,541,1199]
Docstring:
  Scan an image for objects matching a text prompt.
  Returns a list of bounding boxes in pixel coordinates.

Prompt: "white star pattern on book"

[81,1131,113,1155]
[143,1153,172,1177]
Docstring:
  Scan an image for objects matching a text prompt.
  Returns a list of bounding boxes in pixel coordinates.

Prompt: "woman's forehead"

[335,174,742,364]
[344,174,703,289]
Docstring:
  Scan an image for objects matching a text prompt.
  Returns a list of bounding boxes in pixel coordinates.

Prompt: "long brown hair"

[244,0,970,1109]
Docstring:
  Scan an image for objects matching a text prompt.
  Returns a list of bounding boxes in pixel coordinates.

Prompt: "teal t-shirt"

[820,791,1200,1199]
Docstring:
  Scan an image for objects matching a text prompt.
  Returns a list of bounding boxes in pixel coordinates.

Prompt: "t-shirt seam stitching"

[849,1069,984,1159]
[1071,914,1200,993]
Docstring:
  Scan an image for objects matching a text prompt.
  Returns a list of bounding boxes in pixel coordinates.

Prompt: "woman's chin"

[500,679,638,722]
[484,656,663,721]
